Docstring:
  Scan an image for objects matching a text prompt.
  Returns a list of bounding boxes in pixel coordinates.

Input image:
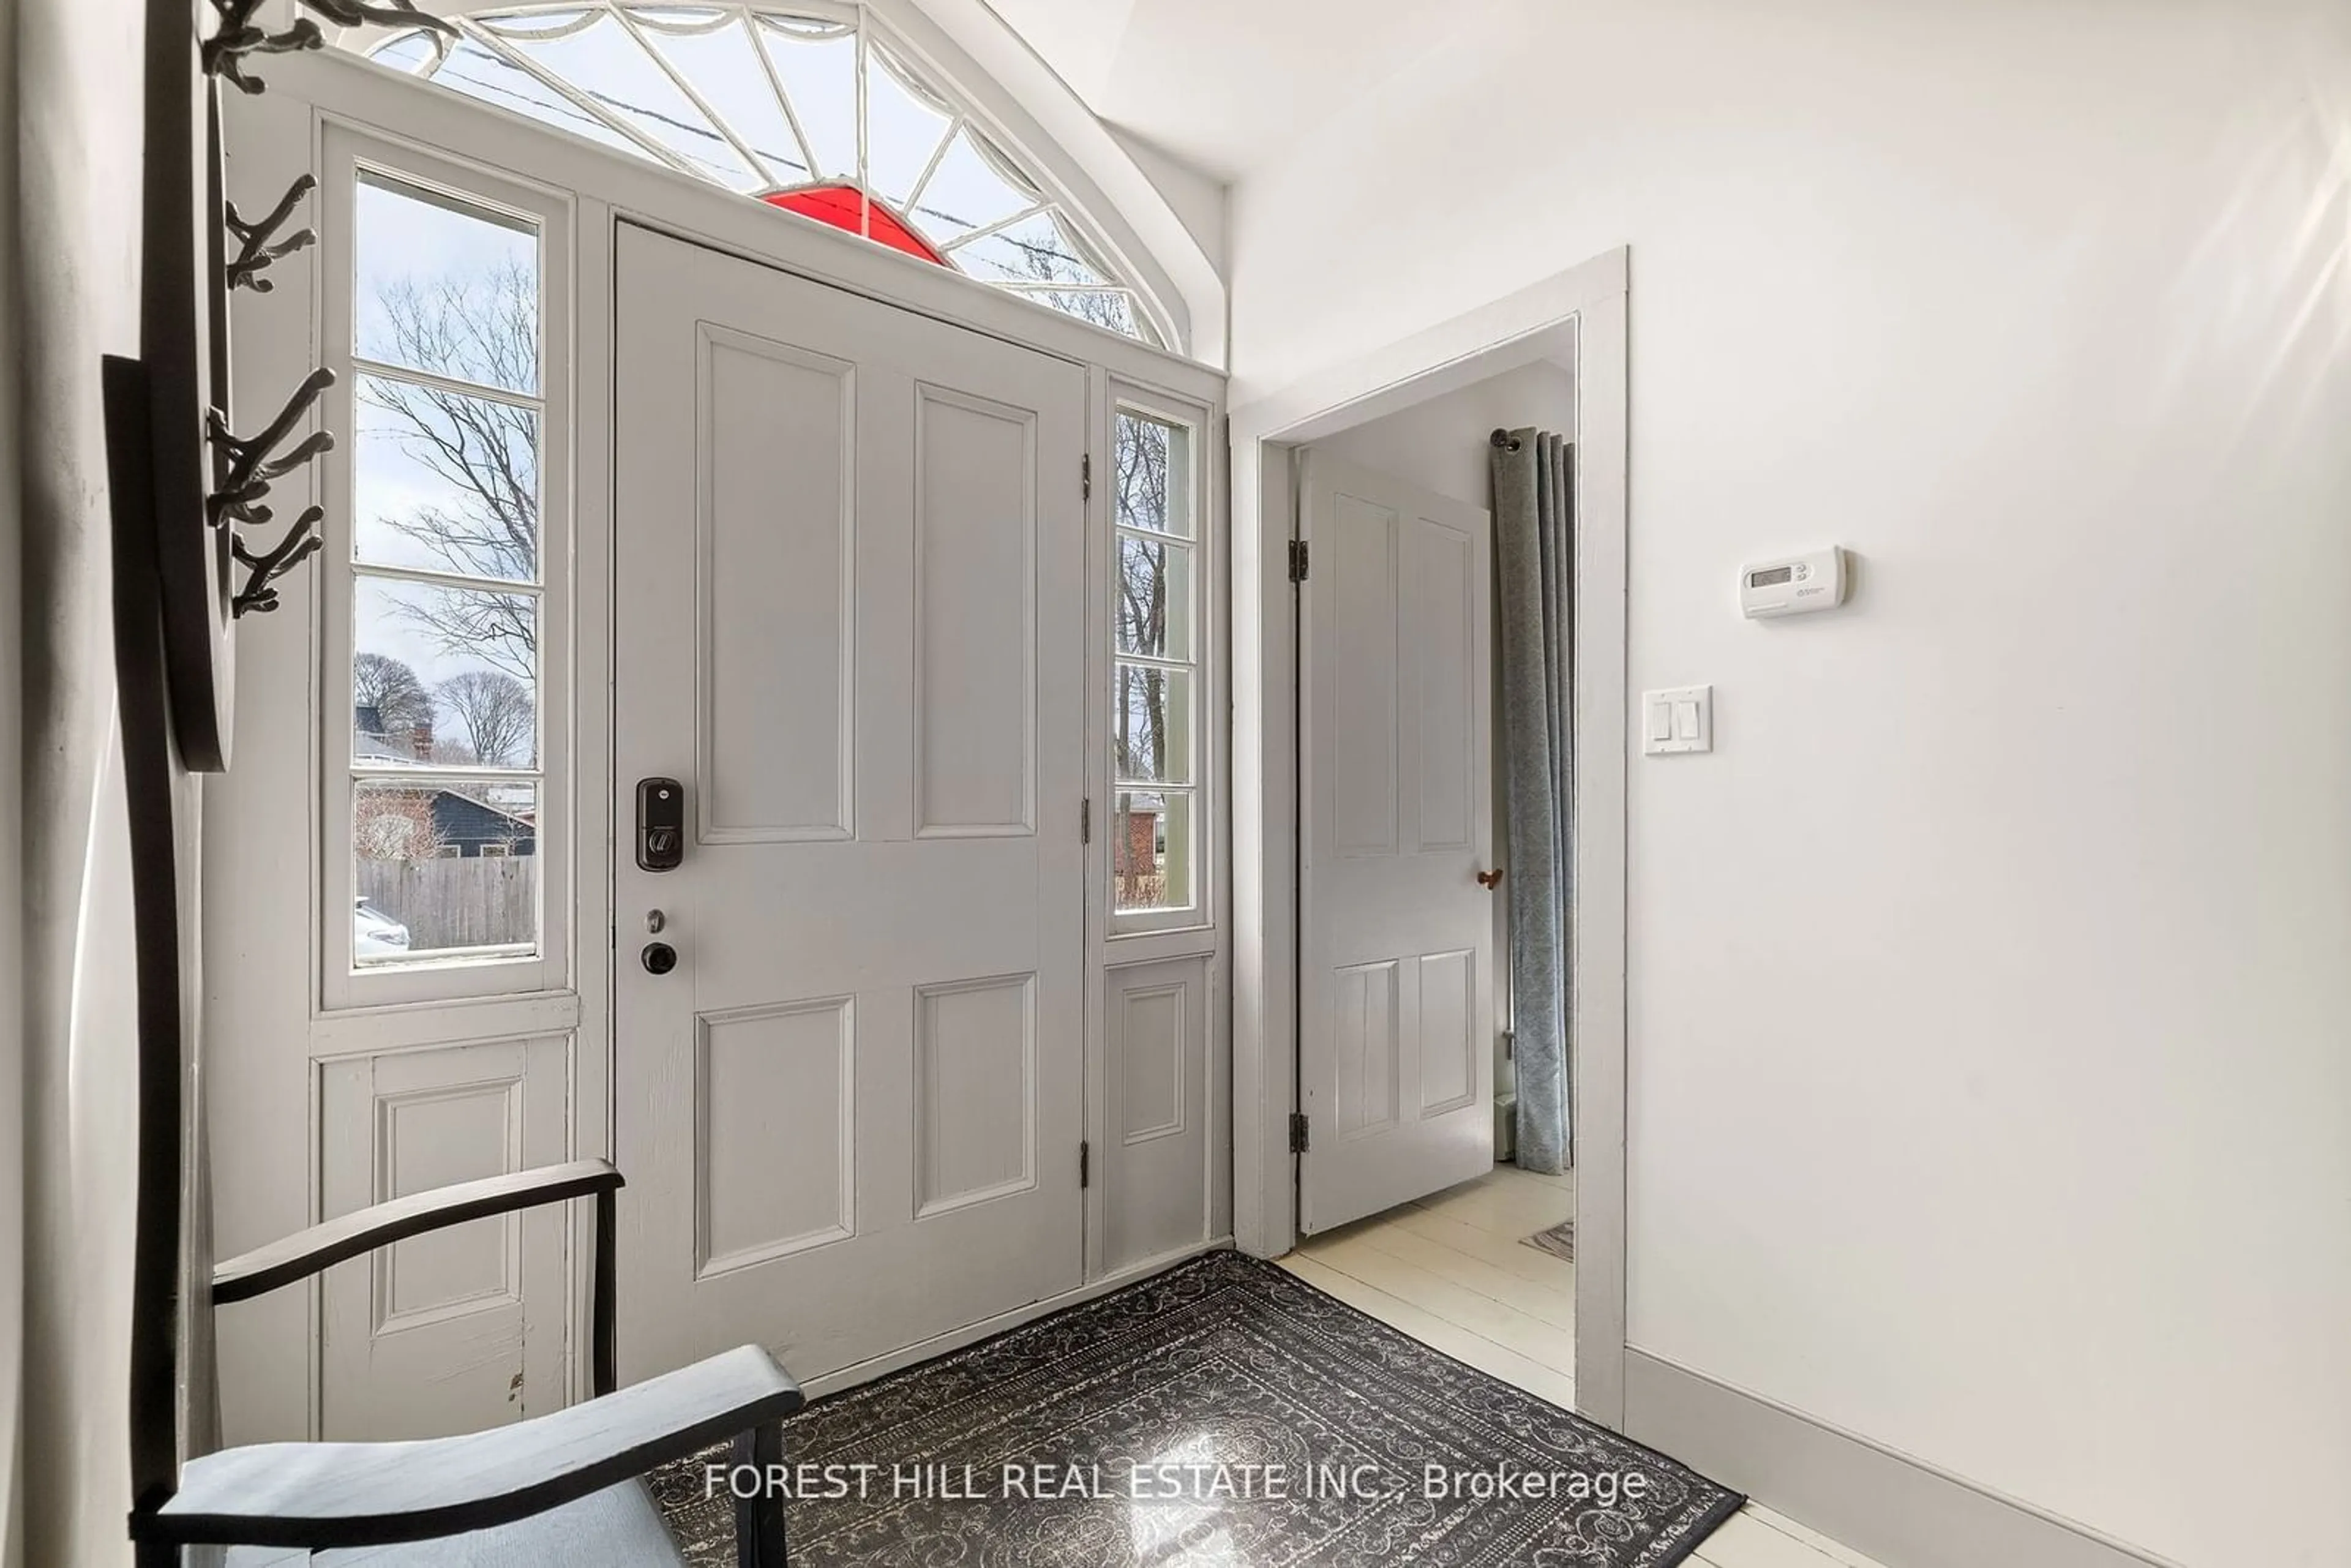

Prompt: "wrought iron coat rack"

[126,0,453,768]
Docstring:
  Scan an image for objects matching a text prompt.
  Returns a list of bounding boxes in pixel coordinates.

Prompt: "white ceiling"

[978,0,1512,183]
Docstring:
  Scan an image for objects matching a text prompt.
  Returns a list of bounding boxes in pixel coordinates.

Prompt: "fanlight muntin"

[364,2,1172,347]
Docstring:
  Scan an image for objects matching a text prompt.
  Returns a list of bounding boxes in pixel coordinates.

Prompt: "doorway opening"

[1229,248,1630,1424]
[1284,350,1578,1395]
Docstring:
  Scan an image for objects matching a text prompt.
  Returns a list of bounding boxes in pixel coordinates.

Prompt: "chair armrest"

[135,1345,801,1550]
[213,1158,623,1305]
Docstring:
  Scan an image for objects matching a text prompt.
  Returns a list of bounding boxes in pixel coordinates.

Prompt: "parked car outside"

[354,897,411,961]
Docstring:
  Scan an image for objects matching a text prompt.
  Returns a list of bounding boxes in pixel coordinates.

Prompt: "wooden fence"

[358,856,535,952]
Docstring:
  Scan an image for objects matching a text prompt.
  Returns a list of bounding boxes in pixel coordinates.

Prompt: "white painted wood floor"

[1278,1163,1892,1568]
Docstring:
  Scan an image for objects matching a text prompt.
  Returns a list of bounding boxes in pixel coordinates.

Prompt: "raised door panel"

[1101,957,1212,1274]
[1120,983,1187,1144]
[1417,948,1478,1117]
[319,1035,568,1440]
[695,998,856,1277]
[1409,515,1478,854]
[913,973,1038,1215]
[377,1081,522,1327]
[913,385,1037,838]
[1329,491,1400,859]
[697,326,856,843]
[1332,958,1401,1141]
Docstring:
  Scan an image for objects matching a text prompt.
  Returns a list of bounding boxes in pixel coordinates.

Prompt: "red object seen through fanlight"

[761,184,946,266]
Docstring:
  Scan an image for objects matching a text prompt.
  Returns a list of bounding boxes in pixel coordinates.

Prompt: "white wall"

[1230,4,2351,1565]
[1108,124,1229,289]
[1313,358,1574,511]
[17,0,151,1559]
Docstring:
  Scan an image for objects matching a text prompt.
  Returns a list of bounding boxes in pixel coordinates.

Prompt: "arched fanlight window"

[367,5,1171,347]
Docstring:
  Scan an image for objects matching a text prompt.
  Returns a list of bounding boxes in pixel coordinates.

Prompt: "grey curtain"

[1491,429,1572,1173]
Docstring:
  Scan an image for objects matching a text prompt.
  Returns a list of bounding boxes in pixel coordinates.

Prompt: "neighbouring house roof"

[429,790,537,845]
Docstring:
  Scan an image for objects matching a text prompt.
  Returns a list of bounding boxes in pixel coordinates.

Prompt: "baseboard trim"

[800,1238,1231,1398]
[1622,1349,2181,1568]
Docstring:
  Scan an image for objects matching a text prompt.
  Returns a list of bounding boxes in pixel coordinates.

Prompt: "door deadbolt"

[637,778,684,872]
[642,941,678,976]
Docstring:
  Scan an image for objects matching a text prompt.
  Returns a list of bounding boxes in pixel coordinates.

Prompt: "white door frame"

[212,46,1224,1435]
[1229,247,1632,1426]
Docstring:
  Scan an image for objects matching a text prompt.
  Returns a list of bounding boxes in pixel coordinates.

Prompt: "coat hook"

[226,174,318,293]
[206,0,459,97]
[233,506,325,617]
[208,366,336,529]
[204,0,324,96]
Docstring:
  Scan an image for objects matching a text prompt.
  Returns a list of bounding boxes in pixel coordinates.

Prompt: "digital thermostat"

[1740,548,1848,618]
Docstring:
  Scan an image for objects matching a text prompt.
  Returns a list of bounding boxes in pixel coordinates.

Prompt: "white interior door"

[613,224,1088,1385]
[1297,451,1498,1235]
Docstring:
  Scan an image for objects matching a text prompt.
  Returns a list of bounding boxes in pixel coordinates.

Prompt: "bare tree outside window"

[438,669,536,768]
[1114,420,1172,786]
[361,260,541,684]
[1110,405,1195,915]
[354,650,433,737]
[355,787,448,862]
[1001,213,1149,342]
[349,172,547,967]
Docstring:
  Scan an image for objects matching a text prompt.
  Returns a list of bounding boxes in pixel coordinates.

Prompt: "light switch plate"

[1642,685,1712,755]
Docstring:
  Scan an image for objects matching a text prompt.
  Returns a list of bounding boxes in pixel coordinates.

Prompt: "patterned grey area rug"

[1523,1220,1576,1263]
[647,1250,1739,1566]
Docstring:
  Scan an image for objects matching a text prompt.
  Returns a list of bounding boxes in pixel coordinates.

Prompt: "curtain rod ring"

[1490,428,1523,452]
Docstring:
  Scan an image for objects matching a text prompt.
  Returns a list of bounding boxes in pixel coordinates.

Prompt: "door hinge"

[1288,539,1310,583]
[1082,454,1092,501]
[1081,797,1092,844]
[1289,1112,1311,1155]
[1080,1139,1091,1188]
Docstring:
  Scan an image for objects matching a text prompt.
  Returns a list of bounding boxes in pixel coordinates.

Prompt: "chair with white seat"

[127,1160,798,1567]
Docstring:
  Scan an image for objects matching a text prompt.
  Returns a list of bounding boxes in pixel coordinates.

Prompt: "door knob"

[642,941,678,976]
[1476,867,1505,890]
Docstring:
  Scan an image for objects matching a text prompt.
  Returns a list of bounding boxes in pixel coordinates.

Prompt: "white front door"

[1297,452,1498,1235]
[613,223,1088,1384]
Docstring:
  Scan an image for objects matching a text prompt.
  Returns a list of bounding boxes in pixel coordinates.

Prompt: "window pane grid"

[996,281,1133,295]
[459,20,708,181]
[351,560,544,596]
[935,200,1051,255]
[352,572,542,769]
[347,166,552,973]
[352,355,546,413]
[1112,790,1193,915]
[353,780,540,963]
[1112,650,1191,673]
[1112,663,1192,785]
[350,765,545,783]
[355,171,542,397]
[365,5,1168,348]
[1111,401,1199,921]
